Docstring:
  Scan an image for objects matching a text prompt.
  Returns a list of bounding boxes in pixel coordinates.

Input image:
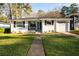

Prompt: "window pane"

[16,22,24,27]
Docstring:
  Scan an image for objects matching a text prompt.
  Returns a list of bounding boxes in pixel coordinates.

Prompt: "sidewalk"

[61,32,79,38]
[27,35,45,56]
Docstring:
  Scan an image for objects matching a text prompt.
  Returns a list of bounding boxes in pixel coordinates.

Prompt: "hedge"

[4,28,11,33]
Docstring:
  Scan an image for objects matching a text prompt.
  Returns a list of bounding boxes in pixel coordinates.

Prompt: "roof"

[69,13,79,17]
[9,17,71,22]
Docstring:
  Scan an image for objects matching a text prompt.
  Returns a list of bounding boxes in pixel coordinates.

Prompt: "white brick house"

[9,17,71,33]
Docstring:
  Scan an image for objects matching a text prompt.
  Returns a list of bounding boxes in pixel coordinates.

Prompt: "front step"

[35,32,42,34]
[28,30,42,34]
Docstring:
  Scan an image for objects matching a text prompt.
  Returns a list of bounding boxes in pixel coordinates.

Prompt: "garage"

[55,21,69,32]
[57,23,66,32]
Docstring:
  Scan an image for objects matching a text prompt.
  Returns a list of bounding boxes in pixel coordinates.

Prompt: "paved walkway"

[27,35,45,56]
[61,32,79,38]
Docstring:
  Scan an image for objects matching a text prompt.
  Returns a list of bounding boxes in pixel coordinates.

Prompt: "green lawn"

[0,34,35,56]
[43,34,79,56]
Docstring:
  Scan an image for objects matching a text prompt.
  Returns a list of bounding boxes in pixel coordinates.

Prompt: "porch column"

[74,16,76,30]
[54,20,56,32]
[10,21,14,33]
[66,23,68,32]
[36,21,38,31]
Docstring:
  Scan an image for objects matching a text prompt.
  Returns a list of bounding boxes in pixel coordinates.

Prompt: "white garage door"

[56,23,66,32]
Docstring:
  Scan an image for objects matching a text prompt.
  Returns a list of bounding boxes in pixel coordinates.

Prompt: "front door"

[36,21,42,32]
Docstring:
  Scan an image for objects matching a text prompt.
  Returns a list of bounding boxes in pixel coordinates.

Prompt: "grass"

[42,34,79,56]
[0,34,36,56]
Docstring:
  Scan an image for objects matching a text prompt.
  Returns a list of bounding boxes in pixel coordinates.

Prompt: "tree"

[10,3,22,19]
[61,6,70,17]
[23,3,32,15]
[60,3,78,17]
[70,3,78,14]
[9,3,32,19]
[0,3,4,16]
[46,10,62,18]
[0,15,8,22]
[0,3,4,11]
[0,3,32,20]
[36,10,46,17]
[0,3,8,22]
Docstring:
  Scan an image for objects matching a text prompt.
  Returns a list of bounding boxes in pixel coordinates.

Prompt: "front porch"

[28,20,42,33]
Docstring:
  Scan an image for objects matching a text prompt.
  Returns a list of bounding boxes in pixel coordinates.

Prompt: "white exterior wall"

[11,19,70,33]
[67,23,70,32]
[11,21,28,33]
[42,20,70,33]
[42,20,54,33]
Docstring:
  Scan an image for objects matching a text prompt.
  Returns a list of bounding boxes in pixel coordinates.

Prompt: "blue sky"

[30,3,71,12]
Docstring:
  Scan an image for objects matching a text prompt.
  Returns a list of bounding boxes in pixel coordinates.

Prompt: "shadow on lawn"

[0,35,34,56]
[0,36,15,40]
[0,34,36,40]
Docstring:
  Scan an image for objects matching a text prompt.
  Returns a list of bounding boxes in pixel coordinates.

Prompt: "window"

[28,21,36,30]
[14,21,16,27]
[45,20,54,25]
[52,20,54,25]
[15,21,25,28]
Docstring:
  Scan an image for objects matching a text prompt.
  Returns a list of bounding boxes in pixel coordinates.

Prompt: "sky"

[30,3,71,12]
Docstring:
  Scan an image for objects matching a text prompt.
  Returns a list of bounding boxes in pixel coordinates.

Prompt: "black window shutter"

[23,21,25,27]
[52,20,54,25]
[45,20,47,25]
[14,21,16,27]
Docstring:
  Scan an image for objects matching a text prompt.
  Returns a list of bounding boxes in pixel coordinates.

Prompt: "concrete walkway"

[27,35,45,56]
[61,32,79,38]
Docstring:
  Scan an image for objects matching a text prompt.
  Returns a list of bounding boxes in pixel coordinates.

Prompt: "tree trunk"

[8,3,12,20]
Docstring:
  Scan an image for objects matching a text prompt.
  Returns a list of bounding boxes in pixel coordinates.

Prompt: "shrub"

[70,30,79,35]
[0,28,4,33]
[4,28,11,33]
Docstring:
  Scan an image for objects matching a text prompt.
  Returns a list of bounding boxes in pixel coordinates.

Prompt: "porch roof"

[9,17,71,22]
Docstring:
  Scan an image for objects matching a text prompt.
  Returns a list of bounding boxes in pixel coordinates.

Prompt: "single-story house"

[9,17,71,33]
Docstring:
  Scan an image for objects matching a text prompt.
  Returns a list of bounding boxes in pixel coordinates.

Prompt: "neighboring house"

[0,22,10,28]
[0,22,10,33]
[9,17,71,33]
[70,13,79,30]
